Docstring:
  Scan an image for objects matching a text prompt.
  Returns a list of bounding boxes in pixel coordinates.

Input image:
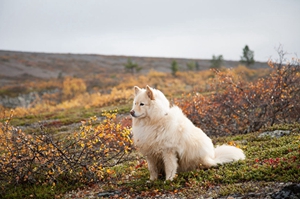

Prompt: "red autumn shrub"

[175,55,300,136]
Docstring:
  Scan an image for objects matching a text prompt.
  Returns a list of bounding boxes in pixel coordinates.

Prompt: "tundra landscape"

[0,50,299,199]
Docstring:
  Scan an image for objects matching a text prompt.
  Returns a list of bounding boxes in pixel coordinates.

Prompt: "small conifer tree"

[240,45,255,67]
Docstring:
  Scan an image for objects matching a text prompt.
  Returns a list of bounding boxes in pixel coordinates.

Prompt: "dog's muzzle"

[130,110,135,117]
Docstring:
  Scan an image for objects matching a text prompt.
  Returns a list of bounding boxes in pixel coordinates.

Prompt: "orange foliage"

[175,60,300,136]
[7,67,271,117]
[11,88,133,117]
[62,76,87,100]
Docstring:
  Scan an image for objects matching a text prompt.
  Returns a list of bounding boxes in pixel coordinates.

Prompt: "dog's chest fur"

[132,120,175,156]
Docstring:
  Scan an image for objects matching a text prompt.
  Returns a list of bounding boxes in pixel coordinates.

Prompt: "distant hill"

[0,50,269,86]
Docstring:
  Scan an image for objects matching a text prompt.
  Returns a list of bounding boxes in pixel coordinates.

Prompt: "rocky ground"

[64,182,300,199]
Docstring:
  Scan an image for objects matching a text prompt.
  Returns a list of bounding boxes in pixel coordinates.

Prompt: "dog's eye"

[140,103,145,106]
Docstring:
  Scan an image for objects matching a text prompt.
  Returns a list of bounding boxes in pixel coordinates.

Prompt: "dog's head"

[130,85,170,119]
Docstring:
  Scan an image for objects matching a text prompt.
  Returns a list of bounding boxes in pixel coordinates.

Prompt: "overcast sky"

[0,0,299,62]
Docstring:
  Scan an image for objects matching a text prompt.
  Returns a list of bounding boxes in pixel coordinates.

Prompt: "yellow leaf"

[99,133,104,138]
[106,168,114,175]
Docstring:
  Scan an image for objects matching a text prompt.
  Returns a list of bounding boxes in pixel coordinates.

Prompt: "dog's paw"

[165,173,177,181]
[150,176,158,181]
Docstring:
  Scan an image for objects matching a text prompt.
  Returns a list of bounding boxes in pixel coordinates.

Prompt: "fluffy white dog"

[130,85,245,181]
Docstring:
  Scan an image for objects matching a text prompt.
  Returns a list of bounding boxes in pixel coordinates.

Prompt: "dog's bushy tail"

[204,145,245,167]
[214,145,245,164]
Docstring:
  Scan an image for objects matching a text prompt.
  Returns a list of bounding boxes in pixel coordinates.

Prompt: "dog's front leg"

[146,156,159,180]
[162,150,178,181]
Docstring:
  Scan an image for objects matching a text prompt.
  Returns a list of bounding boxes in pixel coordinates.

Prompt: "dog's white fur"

[130,85,245,181]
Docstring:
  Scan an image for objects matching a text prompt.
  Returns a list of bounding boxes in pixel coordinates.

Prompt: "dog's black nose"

[130,110,135,116]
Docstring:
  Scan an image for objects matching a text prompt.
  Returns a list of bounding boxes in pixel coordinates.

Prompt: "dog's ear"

[134,86,141,96]
[146,85,155,100]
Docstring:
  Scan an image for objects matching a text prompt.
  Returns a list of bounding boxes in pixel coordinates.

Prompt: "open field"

[0,51,299,198]
[0,50,268,86]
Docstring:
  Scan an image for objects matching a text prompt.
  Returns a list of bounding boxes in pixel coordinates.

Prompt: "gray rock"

[258,130,291,138]
[271,184,300,199]
[0,89,59,108]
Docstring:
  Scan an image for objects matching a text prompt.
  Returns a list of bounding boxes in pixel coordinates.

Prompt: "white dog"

[130,85,245,181]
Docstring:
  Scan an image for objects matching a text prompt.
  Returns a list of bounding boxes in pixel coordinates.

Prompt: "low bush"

[176,57,300,135]
[0,110,132,198]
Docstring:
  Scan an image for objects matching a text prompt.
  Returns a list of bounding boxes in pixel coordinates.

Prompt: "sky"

[0,0,299,62]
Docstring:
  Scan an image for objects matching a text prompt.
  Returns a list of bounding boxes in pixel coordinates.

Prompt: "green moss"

[1,180,82,199]
[108,129,299,197]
